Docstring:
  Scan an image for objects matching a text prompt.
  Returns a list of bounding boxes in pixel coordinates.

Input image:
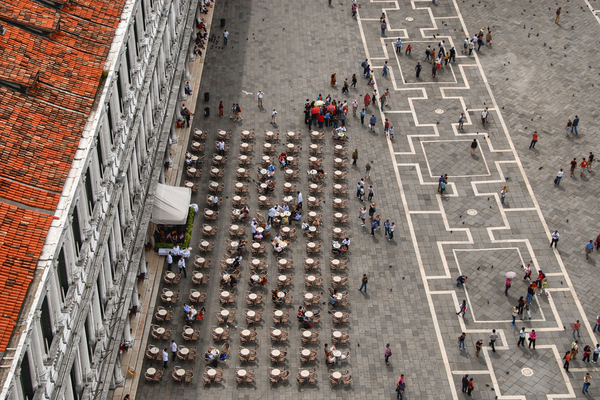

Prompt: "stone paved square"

[125,0,600,399]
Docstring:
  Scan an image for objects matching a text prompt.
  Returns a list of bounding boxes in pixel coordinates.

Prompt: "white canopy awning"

[151,184,192,225]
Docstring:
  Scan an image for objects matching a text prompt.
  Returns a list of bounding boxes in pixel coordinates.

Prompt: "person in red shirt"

[580,158,588,177]
[529,131,538,149]
[364,93,371,110]
[570,157,577,177]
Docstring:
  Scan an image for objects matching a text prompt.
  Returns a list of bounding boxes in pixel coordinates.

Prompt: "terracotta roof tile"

[0,203,52,352]
[0,0,126,352]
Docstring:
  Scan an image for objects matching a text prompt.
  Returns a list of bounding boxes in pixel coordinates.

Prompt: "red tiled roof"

[0,203,53,351]
[0,0,126,352]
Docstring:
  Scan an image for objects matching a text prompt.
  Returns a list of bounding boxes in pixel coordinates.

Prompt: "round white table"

[203,226,213,233]
[237,168,246,174]
[194,272,203,279]
[305,258,314,265]
[156,327,165,334]
[166,272,175,279]
[301,370,310,378]
[240,348,250,356]
[280,242,287,249]
[331,259,340,265]
[286,143,294,149]
[196,256,205,264]
[271,369,280,377]
[251,274,259,281]
[210,182,218,188]
[235,183,244,189]
[333,331,342,338]
[335,145,343,150]
[252,243,260,249]
[285,169,293,175]
[284,182,292,188]
[188,167,196,174]
[200,240,209,247]
[308,211,317,217]
[277,292,285,298]
[256,227,264,234]
[332,243,341,249]
[309,226,316,232]
[240,155,248,161]
[158,309,167,316]
[333,276,342,283]
[308,196,316,202]
[304,293,313,300]
[334,198,342,204]
[180,348,189,355]
[333,228,342,234]
[334,158,342,163]
[214,155,223,162]
[241,143,249,149]
[264,143,272,148]
[333,350,342,358]
[150,347,159,354]
[274,310,283,317]
[185,181,193,188]
[305,311,314,318]
[283,196,293,203]
[252,259,261,266]
[247,310,255,317]
[221,310,230,317]
[185,328,194,335]
[307,275,316,282]
[272,329,281,336]
[334,170,342,176]
[309,157,317,163]
[302,331,312,338]
[192,291,200,299]
[281,227,290,233]
[265,131,274,137]
[147,368,156,375]
[221,291,230,298]
[206,210,213,216]
[278,259,287,265]
[215,327,224,334]
[259,195,267,202]
[207,369,216,377]
[334,312,343,318]
[176,369,186,377]
[248,293,257,300]
[262,155,270,161]
[301,349,311,357]
[238,369,247,376]
[241,329,250,336]
[226,258,234,265]
[307,242,316,248]
[332,371,342,379]
[271,349,281,357]
[310,144,318,149]
[164,290,173,297]
[191,156,198,162]
[278,275,287,282]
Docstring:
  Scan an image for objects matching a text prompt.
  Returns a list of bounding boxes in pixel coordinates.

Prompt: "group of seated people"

[232,206,250,221]
[301,219,320,232]
[220,272,238,288]
[268,163,275,178]
[325,343,337,366]
[249,274,267,288]
[271,234,290,253]
[308,168,327,179]
[332,237,350,255]
[252,222,271,241]
[297,306,312,329]
[329,289,341,307]
[183,304,205,323]
[278,152,288,167]
[332,126,347,140]
[154,226,185,245]
[271,289,288,306]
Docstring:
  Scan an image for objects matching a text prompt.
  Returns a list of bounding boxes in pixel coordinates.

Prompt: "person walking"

[583,344,593,363]
[500,185,508,204]
[381,20,386,36]
[522,302,531,320]
[405,44,412,55]
[458,113,465,130]
[359,273,368,293]
[565,119,572,136]
[475,340,483,357]
[539,278,548,296]
[389,222,395,241]
[364,93,371,110]
[526,283,535,304]
[218,139,225,156]
[563,351,571,371]
[431,62,437,79]
[580,158,588,177]
[518,296,525,315]
[572,115,579,134]
[554,169,564,185]
[505,277,512,297]
[271,109,278,125]
[368,185,374,201]
[573,320,582,339]
[583,373,592,394]
[571,340,579,360]
[352,149,358,166]
[489,329,498,352]
[586,240,594,260]
[219,101,224,117]
[382,61,388,77]
[166,251,173,271]
[461,375,469,393]
[385,343,392,365]
[297,191,303,209]
[351,74,358,88]
[588,151,594,170]
[555,7,561,24]
[352,100,358,116]
[456,300,468,320]
[458,332,466,350]
[523,264,532,282]
[371,219,377,236]
[517,327,528,347]
[359,206,367,227]
[550,230,559,248]
[529,131,538,149]
[396,38,402,53]
[415,62,422,78]
[360,108,365,124]
[171,340,178,361]
[467,378,474,396]
[510,305,518,326]
[384,219,391,237]
[178,257,187,278]
[223,29,229,44]
[330,72,337,87]
[593,314,600,332]
[440,179,447,197]
[570,157,577,177]
[365,163,372,180]
[470,139,478,155]
[594,344,600,363]
[528,330,537,349]
[162,348,169,368]
[257,90,264,108]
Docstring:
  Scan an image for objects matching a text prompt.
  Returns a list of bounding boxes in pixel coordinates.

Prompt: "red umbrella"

[326,104,336,112]
[311,107,320,114]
